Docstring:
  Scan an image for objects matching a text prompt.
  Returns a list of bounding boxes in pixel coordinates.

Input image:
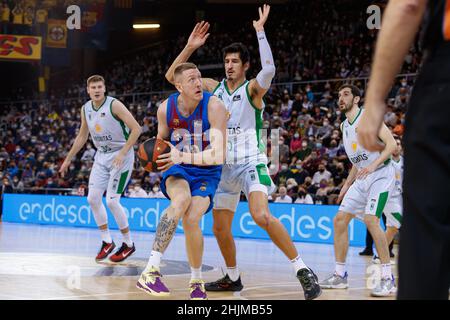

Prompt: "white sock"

[290,255,308,274]
[381,263,392,279]
[191,267,202,280]
[100,229,112,243]
[335,262,347,277]
[121,231,133,247]
[227,266,240,282]
[145,250,163,272]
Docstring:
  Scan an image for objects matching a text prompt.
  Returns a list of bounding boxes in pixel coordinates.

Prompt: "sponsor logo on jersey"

[232,95,241,102]
[200,182,207,191]
[350,153,369,164]
[93,135,113,142]
[227,127,242,135]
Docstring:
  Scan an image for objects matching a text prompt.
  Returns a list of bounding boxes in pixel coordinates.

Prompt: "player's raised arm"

[59,106,90,177]
[164,21,219,92]
[248,4,276,108]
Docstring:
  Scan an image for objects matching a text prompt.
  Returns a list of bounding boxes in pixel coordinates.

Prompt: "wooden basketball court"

[0,221,398,300]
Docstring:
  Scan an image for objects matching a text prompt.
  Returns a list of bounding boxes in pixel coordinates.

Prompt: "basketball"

[137,138,170,172]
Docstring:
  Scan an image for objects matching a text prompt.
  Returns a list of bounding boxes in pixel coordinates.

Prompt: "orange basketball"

[137,138,170,172]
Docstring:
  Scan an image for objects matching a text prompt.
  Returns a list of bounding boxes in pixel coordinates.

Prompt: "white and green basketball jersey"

[83,96,130,153]
[341,108,388,170]
[213,79,267,164]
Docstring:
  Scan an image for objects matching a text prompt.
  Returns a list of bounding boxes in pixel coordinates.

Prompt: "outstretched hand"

[253,4,270,32]
[187,21,210,49]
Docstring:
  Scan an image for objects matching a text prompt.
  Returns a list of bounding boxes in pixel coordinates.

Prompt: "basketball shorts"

[88,149,134,195]
[384,193,403,229]
[339,163,396,220]
[213,162,276,212]
[161,164,223,214]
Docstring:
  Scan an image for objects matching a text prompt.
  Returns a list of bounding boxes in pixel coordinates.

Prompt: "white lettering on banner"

[240,212,256,235]
[68,205,77,223]
[42,199,55,221]
[278,208,295,235]
[142,205,159,228]
[253,207,353,241]
[55,204,67,223]
[318,216,332,240]
[297,215,315,239]
[20,198,92,225]
[19,203,31,220]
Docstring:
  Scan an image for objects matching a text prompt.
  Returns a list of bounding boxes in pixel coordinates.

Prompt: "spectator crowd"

[1,0,415,204]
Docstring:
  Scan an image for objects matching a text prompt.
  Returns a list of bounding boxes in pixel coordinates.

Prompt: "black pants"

[398,47,450,299]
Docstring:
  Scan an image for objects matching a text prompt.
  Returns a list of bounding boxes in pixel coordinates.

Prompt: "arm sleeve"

[256,31,276,89]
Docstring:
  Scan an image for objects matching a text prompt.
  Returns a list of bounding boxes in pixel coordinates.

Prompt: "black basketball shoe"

[297,268,322,300]
[205,274,244,292]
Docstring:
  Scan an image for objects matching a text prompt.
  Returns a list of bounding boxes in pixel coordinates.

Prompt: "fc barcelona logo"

[173,119,180,127]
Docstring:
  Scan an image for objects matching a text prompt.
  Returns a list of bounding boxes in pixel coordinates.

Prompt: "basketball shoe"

[205,274,243,292]
[95,241,116,261]
[297,268,322,300]
[136,267,170,297]
[109,242,136,262]
[190,279,207,300]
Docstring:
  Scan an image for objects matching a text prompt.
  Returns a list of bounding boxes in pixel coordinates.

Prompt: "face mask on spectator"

[70,166,75,171]
[294,133,299,139]
[316,143,322,148]
[296,164,302,169]
[323,121,329,126]
[153,186,159,192]
[320,182,327,188]
[281,165,288,171]
[334,122,340,128]
[336,111,341,116]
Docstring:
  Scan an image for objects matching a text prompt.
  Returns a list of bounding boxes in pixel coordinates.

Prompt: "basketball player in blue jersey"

[59,75,142,263]
[136,62,227,300]
[164,4,321,300]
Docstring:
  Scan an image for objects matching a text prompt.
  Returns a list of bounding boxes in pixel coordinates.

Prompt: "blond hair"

[173,62,198,81]
[86,75,105,86]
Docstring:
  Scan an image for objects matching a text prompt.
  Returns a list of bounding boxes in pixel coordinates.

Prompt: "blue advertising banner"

[2,194,366,246]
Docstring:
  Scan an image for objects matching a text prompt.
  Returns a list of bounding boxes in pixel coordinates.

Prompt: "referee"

[358,0,450,299]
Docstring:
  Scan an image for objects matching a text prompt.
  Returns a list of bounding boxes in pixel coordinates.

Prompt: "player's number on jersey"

[100,145,112,153]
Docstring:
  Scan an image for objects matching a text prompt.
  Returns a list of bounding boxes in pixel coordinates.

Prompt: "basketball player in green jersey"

[165,4,321,300]
[60,75,142,263]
